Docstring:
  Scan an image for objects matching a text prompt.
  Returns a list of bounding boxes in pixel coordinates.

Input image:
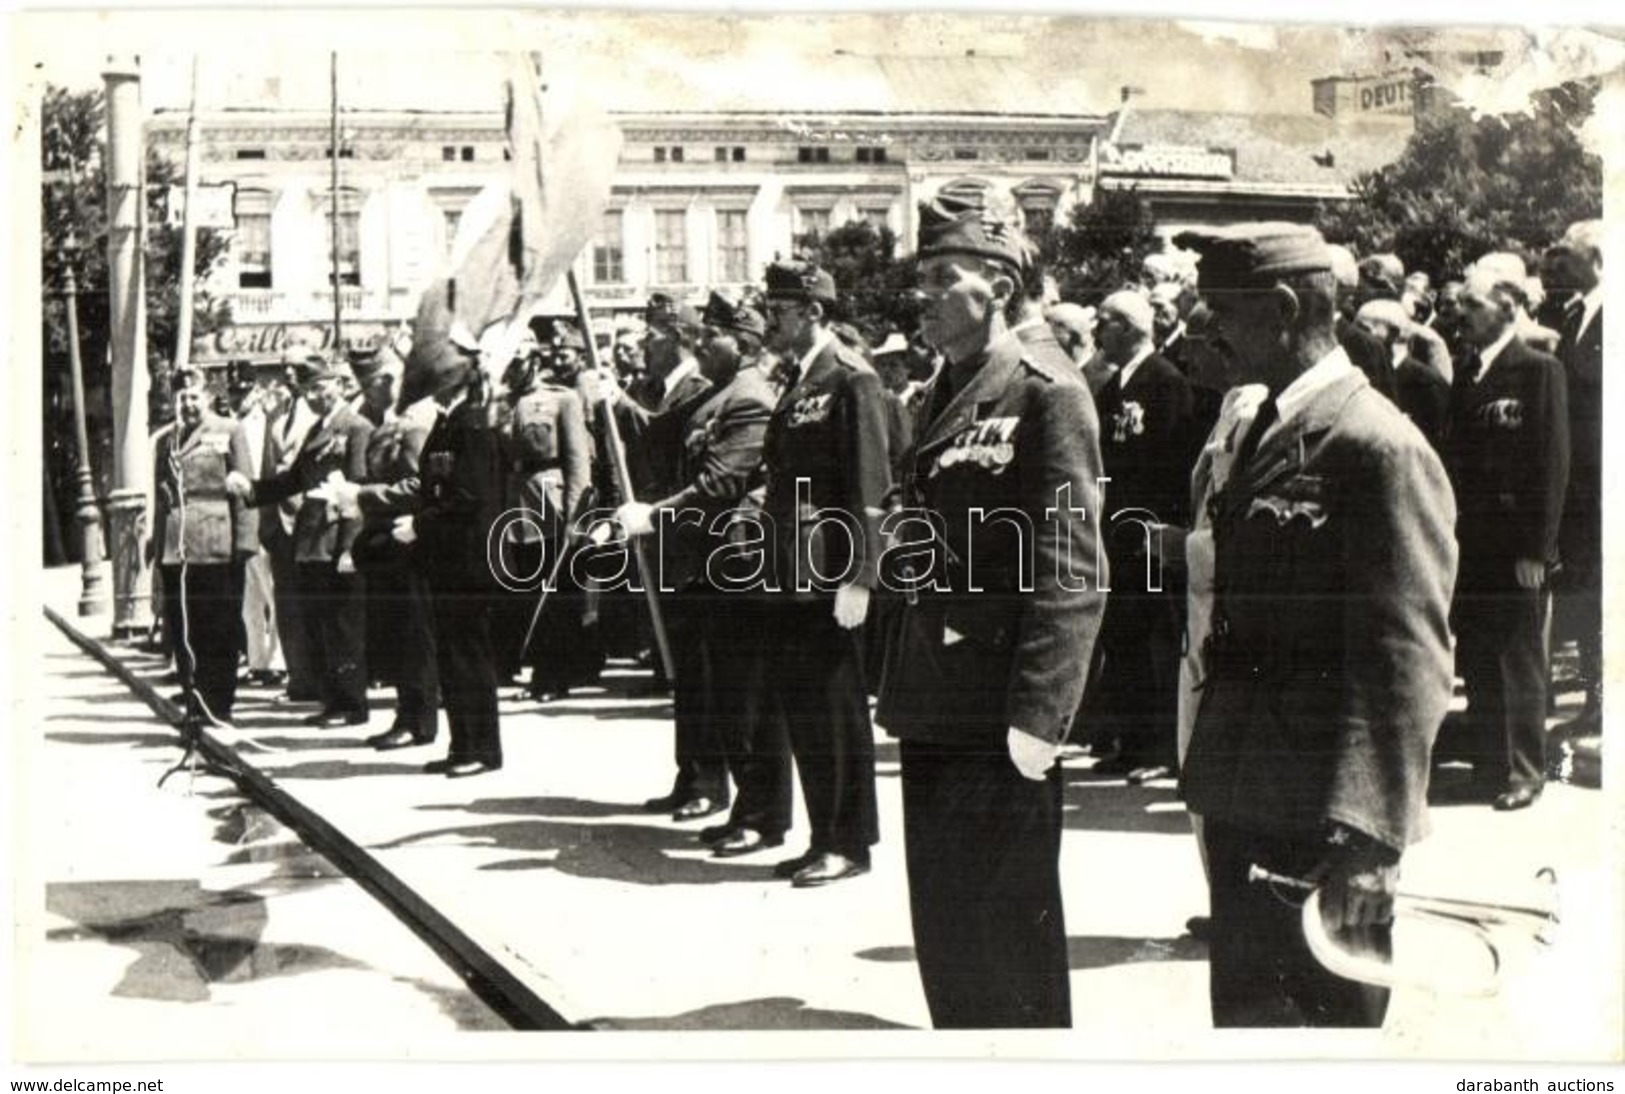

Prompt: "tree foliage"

[1043,187,1161,306]
[1315,79,1603,283]
[795,220,921,341]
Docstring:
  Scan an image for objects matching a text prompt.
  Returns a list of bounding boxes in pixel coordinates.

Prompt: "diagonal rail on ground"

[43,604,578,1032]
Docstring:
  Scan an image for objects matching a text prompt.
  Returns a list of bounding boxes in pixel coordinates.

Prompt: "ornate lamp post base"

[105,488,153,638]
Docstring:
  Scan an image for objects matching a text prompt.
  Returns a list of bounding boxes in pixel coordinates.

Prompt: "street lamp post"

[60,234,110,616]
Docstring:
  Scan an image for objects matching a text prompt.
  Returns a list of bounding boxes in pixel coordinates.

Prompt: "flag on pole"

[402,51,623,401]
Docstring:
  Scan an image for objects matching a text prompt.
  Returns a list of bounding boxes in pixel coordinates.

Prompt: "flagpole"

[330,51,343,349]
[173,55,201,371]
[566,269,675,683]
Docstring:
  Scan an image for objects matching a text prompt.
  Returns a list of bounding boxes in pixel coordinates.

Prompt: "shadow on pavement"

[380,817,780,886]
[45,729,180,750]
[581,996,913,1030]
[1058,774,1194,835]
[416,795,648,819]
[258,759,430,780]
[855,933,1205,972]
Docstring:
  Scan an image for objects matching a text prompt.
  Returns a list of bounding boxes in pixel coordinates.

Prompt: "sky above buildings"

[20,7,1621,122]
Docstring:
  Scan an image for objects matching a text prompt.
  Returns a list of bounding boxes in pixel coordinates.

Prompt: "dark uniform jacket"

[257,403,313,549]
[1182,358,1457,851]
[506,381,592,541]
[254,404,373,564]
[1338,317,1397,403]
[1558,302,1602,576]
[1013,316,1078,376]
[876,329,1107,745]
[352,409,434,571]
[358,401,507,591]
[1094,351,1194,580]
[618,363,715,504]
[1445,336,1570,573]
[655,365,776,592]
[761,332,892,598]
[154,413,259,566]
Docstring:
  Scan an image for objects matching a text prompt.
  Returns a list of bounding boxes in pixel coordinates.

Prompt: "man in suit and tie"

[153,367,260,730]
[1447,263,1571,811]
[1176,222,1457,1027]
[1545,220,1603,729]
[259,361,321,702]
[756,260,890,888]
[230,356,375,727]
[1089,290,1194,783]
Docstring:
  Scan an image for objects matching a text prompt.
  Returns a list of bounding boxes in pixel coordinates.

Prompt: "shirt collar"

[663,356,699,399]
[1116,345,1156,390]
[797,328,835,376]
[1267,344,1357,440]
[1476,325,1519,381]
[440,391,468,418]
[1579,284,1604,338]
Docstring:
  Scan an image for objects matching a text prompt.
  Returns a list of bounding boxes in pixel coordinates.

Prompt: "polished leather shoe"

[643,792,686,813]
[423,757,458,775]
[1493,785,1541,811]
[372,727,430,751]
[1184,915,1212,942]
[672,797,726,822]
[698,823,739,846]
[711,828,784,858]
[446,759,501,778]
[791,852,870,888]
[772,850,820,879]
[304,708,368,728]
[1126,764,1173,785]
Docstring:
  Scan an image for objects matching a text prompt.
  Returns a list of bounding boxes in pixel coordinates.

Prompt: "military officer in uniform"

[230,356,375,727]
[332,329,509,777]
[153,367,260,729]
[1446,262,1570,811]
[617,292,789,856]
[876,199,1106,1028]
[756,260,890,888]
[1175,223,1457,1027]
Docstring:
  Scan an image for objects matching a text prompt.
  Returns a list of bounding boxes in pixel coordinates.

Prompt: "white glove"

[832,584,871,629]
[391,515,417,545]
[336,551,356,575]
[225,470,253,500]
[324,476,363,519]
[1008,727,1060,781]
[615,501,655,537]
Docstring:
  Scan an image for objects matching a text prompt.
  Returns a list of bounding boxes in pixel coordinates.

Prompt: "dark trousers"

[1203,819,1390,1027]
[296,562,368,715]
[665,592,731,804]
[159,562,243,724]
[366,565,440,740]
[899,738,1071,1029]
[432,587,502,767]
[1555,534,1602,712]
[266,532,318,697]
[715,597,792,837]
[1454,569,1548,793]
[762,602,878,859]
[1094,579,1181,766]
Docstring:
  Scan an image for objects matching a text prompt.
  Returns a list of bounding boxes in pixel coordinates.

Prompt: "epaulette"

[832,342,876,375]
[1015,347,1068,384]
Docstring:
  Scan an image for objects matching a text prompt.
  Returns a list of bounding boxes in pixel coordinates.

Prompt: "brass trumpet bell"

[1248,865,1561,997]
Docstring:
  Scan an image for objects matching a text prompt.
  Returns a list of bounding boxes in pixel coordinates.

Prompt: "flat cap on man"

[764,260,839,305]
[702,290,767,339]
[1174,222,1333,288]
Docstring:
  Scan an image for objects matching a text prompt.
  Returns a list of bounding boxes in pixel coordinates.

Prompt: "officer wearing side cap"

[875,198,1106,1029]
[757,259,890,888]
[1175,223,1456,1027]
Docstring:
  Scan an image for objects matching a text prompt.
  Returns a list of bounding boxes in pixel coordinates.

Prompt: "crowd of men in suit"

[145,202,1603,1031]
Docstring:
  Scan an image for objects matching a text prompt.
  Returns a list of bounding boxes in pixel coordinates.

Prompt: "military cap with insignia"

[916,192,1029,285]
[646,291,703,332]
[764,259,838,305]
[226,359,256,395]
[1173,222,1333,289]
[702,290,767,339]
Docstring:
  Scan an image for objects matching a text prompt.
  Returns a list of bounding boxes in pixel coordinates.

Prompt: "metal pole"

[61,248,109,616]
[330,51,343,351]
[102,54,153,637]
[173,55,201,371]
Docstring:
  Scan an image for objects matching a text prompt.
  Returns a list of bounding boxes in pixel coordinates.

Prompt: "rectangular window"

[654,209,687,284]
[798,146,830,164]
[322,192,362,287]
[856,146,888,164]
[861,206,890,231]
[593,209,625,284]
[798,207,832,239]
[235,149,266,160]
[460,146,475,162]
[953,148,978,161]
[442,146,456,161]
[671,146,684,163]
[715,209,748,282]
[654,146,667,163]
[235,190,274,289]
[715,147,729,162]
[732,146,746,162]
[1027,148,1052,161]
[443,209,462,254]
[1022,204,1055,235]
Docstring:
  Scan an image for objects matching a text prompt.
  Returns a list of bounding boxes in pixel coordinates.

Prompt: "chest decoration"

[1245,493,1329,529]
[787,393,834,428]
[932,416,1019,477]
[1110,400,1146,444]
[1476,398,1524,431]
[425,451,456,483]
[201,434,231,457]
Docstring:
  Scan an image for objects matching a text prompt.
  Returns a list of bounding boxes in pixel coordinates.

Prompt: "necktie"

[1458,348,1483,385]
[1232,395,1279,470]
